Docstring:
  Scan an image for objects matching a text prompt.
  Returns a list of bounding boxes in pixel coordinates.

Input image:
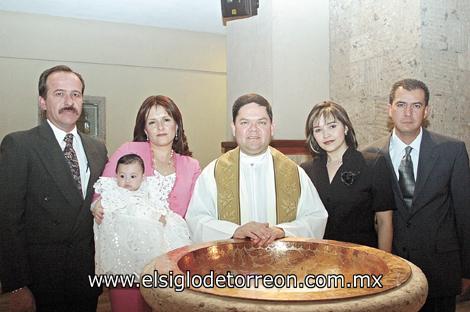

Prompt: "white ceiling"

[0,0,226,34]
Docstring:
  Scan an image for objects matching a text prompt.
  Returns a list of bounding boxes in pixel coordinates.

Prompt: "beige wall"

[0,10,227,167]
[226,0,329,139]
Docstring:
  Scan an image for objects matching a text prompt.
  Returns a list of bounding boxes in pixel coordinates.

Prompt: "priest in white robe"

[186,93,328,246]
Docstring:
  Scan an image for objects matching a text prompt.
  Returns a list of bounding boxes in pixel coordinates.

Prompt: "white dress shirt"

[389,127,423,180]
[47,120,89,197]
[186,148,328,243]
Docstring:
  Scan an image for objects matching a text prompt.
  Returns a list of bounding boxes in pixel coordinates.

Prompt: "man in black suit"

[0,65,107,311]
[364,79,470,311]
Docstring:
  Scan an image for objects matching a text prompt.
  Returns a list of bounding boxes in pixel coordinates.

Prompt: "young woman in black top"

[300,101,394,251]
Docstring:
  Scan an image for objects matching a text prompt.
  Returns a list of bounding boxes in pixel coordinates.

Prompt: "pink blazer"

[99,141,200,217]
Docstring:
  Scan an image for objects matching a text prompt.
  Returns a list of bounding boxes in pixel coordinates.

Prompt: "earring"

[174,132,178,141]
[145,133,149,141]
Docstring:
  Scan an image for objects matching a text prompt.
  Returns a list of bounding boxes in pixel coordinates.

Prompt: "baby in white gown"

[93,154,191,278]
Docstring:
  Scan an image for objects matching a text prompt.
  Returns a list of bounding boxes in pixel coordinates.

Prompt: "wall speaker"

[221,0,259,24]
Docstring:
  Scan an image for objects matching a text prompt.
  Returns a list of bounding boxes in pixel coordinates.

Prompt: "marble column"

[330,0,470,148]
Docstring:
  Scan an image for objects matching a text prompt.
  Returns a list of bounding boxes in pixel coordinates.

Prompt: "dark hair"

[116,154,145,173]
[232,93,273,122]
[305,101,358,156]
[389,78,430,106]
[133,95,192,156]
[38,65,85,99]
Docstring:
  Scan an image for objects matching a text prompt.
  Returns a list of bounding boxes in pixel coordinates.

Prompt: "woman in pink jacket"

[92,95,200,312]
[95,95,200,218]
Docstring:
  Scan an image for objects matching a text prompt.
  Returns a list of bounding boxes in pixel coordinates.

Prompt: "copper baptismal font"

[141,238,428,311]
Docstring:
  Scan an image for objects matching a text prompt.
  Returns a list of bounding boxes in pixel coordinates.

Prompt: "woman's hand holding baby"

[91,199,105,224]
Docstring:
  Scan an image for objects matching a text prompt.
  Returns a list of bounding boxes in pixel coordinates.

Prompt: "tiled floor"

[97,289,112,312]
[457,300,470,312]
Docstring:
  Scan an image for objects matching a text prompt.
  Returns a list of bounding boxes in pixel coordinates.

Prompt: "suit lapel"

[80,133,102,201]
[412,129,439,213]
[379,136,399,186]
[67,133,103,237]
[376,135,411,220]
[34,123,83,207]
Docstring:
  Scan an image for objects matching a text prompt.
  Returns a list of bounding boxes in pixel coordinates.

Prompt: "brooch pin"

[340,171,360,186]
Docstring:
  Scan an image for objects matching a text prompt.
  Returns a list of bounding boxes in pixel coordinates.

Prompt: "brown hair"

[38,65,85,99]
[305,101,358,156]
[133,95,192,156]
[232,93,273,122]
[389,78,430,106]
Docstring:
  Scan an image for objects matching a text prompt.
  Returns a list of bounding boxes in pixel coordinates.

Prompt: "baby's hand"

[91,199,105,224]
[159,215,167,226]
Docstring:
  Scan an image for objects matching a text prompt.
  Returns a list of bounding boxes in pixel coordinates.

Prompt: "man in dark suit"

[364,79,470,311]
[0,65,107,311]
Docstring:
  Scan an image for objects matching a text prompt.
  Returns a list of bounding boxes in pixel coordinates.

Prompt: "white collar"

[239,148,270,165]
[390,127,423,151]
[47,119,79,143]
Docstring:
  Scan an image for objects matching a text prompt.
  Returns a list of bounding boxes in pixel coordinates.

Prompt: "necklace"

[152,149,174,176]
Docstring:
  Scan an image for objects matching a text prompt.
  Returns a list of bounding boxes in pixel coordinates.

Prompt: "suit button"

[406,221,411,228]
[402,247,407,252]
[53,220,59,225]
[44,196,49,201]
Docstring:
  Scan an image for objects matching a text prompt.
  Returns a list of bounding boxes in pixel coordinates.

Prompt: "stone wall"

[330,0,470,150]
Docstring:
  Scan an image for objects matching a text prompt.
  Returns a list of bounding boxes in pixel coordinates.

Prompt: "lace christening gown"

[93,175,191,278]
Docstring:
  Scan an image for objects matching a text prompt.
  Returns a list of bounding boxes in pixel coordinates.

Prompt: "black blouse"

[301,148,395,248]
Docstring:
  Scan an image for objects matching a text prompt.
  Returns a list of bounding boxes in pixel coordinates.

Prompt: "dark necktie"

[398,146,415,209]
[63,134,82,193]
